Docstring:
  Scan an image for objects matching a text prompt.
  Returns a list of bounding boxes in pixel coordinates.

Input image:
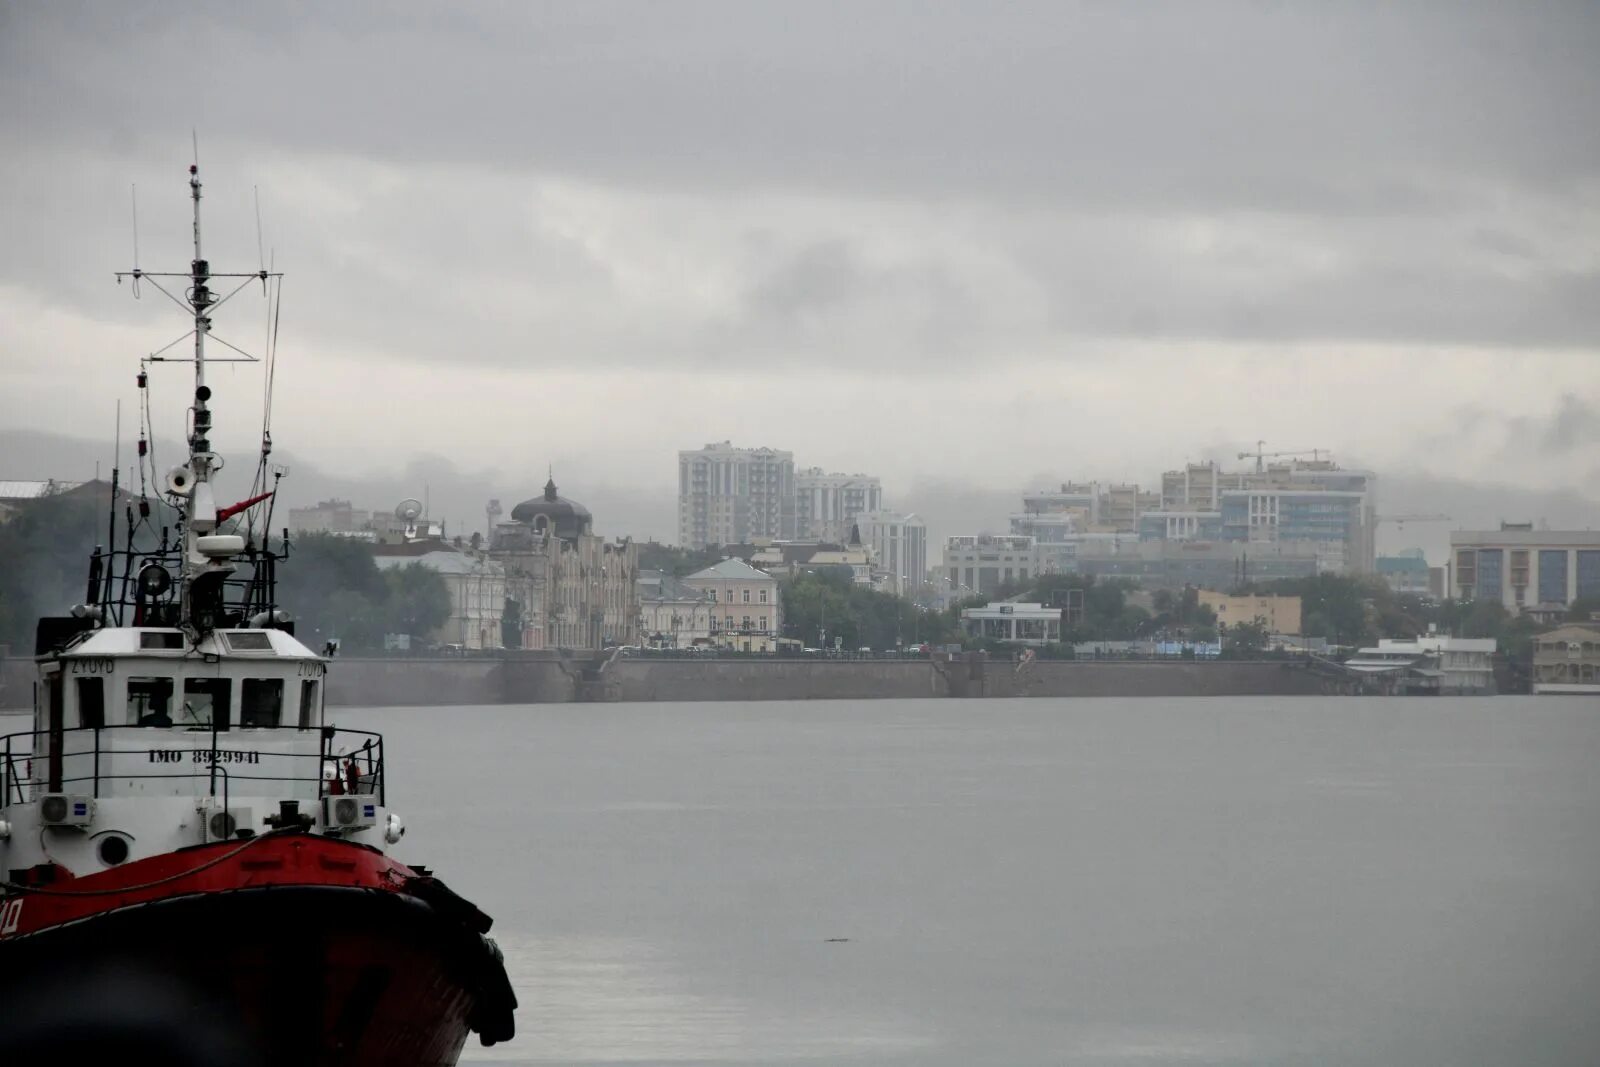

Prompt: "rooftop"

[1450,529,1600,547]
[685,558,777,582]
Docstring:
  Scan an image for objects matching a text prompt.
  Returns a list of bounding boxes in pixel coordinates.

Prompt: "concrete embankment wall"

[1,655,1329,710]
[608,659,938,702]
[1017,660,1327,698]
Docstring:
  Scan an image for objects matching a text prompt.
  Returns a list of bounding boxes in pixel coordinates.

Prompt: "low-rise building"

[960,602,1062,645]
[1345,636,1496,695]
[1532,624,1600,695]
[637,570,718,649]
[1197,591,1302,635]
[682,558,782,652]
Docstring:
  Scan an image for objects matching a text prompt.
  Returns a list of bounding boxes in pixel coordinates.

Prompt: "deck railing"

[0,724,384,808]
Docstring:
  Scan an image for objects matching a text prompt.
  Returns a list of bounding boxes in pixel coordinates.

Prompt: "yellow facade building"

[1197,590,1302,635]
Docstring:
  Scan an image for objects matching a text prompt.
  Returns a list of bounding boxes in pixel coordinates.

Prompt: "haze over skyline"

[4,3,1598,552]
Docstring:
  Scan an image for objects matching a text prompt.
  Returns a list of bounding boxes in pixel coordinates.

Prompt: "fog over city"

[3,3,1598,551]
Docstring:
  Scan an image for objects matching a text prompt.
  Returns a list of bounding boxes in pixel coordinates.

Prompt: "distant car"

[803,647,822,654]
[858,647,872,653]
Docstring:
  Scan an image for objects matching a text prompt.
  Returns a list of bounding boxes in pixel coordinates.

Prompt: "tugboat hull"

[1,883,514,1067]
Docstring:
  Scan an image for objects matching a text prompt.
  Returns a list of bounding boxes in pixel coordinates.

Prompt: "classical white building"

[678,442,796,549]
[637,570,718,649]
[856,510,927,598]
[489,478,640,651]
[682,558,783,652]
[373,550,506,651]
[794,468,883,544]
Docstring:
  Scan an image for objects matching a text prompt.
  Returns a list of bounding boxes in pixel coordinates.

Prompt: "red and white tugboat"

[0,165,515,1066]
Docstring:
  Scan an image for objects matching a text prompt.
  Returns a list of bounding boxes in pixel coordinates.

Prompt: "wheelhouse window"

[180,678,232,730]
[76,677,105,729]
[241,678,284,728]
[299,679,320,729]
[127,677,175,726]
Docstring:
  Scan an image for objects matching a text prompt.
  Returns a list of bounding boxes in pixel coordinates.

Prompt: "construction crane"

[1237,441,1332,474]
[1376,514,1452,529]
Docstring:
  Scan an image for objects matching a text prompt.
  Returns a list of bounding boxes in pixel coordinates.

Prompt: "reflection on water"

[468,933,933,1064]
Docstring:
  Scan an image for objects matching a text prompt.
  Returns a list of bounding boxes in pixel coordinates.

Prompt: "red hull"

[0,833,515,1066]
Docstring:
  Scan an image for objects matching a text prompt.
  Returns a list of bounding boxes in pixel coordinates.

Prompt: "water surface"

[341,697,1598,1064]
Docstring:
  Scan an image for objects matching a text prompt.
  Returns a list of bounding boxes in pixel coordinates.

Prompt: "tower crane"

[1376,514,1452,529]
[1236,441,1332,474]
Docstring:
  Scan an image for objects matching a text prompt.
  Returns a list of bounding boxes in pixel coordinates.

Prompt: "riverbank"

[1,653,1332,709]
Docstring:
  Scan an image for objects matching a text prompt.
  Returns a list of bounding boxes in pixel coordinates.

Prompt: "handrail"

[0,723,384,805]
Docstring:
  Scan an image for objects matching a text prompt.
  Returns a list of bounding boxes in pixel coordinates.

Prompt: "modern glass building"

[1451,527,1600,616]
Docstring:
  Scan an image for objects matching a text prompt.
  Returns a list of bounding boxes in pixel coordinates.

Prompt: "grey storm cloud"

[3,1,1599,520]
[1541,394,1600,453]
[4,1,1600,368]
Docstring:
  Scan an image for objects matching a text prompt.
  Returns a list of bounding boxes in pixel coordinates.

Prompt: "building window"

[742,589,750,603]
[759,589,768,603]
[725,616,734,629]
[742,615,751,630]
[1578,551,1600,601]
[1538,550,1568,604]
[1476,549,1503,602]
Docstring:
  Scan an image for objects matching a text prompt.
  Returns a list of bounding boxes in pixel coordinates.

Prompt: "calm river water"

[341,696,1600,1066]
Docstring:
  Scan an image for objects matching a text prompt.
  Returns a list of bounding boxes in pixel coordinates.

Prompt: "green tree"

[275,533,389,650]
[1222,618,1270,656]
[382,563,451,641]
[1567,597,1600,624]
[0,495,105,649]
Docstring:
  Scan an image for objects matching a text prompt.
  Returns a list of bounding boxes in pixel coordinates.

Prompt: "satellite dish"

[395,498,424,540]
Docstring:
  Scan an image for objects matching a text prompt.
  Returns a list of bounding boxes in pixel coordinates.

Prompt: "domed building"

[509,477,592,540]
[489,473,638,651]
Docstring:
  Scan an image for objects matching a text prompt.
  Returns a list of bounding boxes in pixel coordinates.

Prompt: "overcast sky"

[3,2,1597,547]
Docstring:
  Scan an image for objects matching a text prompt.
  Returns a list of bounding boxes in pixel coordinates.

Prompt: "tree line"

[0,493,450,654]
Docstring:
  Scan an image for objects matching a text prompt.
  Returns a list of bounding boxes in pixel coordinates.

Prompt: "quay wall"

[0,655,1331,710]
[608,659,938,703]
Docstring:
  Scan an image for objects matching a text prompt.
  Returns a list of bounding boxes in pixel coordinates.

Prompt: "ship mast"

[116,163,279,634]
[184,162,219,626]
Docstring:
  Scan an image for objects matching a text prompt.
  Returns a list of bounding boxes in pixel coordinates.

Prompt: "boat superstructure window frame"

[127,676,176,726]
[181,677,232,731]
[299,679,321,729]
[240,677,284,729]
[139,631,185,651]
[76,676,106,729]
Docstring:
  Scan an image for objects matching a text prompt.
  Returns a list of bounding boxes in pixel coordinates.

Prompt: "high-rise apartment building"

[857,510,927,598]
[794,468,883,543]
[678,442,796,549]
